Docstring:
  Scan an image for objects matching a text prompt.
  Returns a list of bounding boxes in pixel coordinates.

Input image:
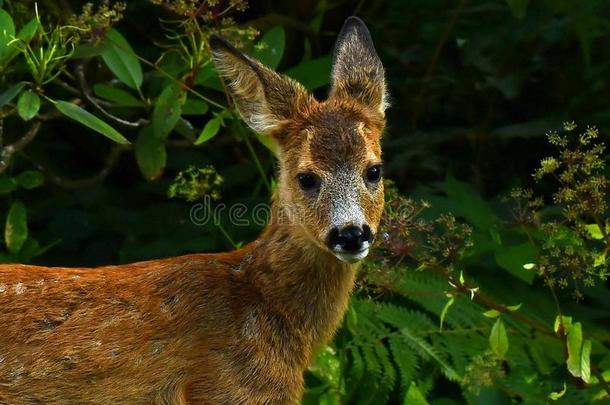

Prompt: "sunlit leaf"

[195,116,222,145]
[403,382,430,405]
[489,318,508,359]
[483,309,501,318]
[101,29,143,89]
[5,201,27,254]
[17,90,40,121]
[548,382,567,400]
[439,296,454,330]
[55,100,130,144]
[566,322,591,383]
[585,224,604,239]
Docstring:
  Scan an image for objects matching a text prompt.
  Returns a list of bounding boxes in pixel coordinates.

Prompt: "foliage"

[0,1,609,404]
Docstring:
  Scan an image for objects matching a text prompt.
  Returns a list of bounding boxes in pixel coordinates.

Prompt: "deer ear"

[210,36,313,134]
[329,17,388,116]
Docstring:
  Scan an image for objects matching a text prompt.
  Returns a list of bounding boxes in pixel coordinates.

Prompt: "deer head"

[211,17,387,263]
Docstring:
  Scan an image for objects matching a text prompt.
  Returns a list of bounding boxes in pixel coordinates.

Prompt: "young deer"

[0,17,387,404]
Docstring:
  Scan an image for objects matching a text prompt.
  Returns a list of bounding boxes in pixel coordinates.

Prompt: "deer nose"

[327,224,372,253]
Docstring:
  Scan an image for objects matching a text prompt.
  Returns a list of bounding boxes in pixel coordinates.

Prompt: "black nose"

[327,225,373,253]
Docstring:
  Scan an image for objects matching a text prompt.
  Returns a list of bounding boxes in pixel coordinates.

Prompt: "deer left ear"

[329,17,388,116]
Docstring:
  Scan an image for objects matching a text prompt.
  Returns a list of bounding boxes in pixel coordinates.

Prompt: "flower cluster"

[168,165,223,202]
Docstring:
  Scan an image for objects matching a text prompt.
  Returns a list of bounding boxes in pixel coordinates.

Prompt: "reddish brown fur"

[0,17,386,404]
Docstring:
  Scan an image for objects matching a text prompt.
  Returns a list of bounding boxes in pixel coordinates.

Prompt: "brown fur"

[0,17,386,404]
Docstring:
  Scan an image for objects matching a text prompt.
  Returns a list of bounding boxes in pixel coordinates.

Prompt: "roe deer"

[0,16,387,404]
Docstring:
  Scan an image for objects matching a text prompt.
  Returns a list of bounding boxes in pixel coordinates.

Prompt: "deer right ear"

[210,36,313,134]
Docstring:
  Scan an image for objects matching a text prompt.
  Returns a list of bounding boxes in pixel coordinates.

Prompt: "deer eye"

[297,173,320,191]
[365,165,383,183]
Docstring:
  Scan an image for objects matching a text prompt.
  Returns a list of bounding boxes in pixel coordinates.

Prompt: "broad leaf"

[55,100,130,144]
[5,201,27,254]
[566,322,591,383]
[0,82,25,108]
[152,83,186,139]
[489,318,509,359]
[93,84,143,107]
[135,127,166,181]
[0,176,16,194]
[286,55,332,90]
[101,29,143,89]
[195,116,221,145]
[253,26,285,69]
[16,170,44,189]
[0,9,15,63]
[0,17,39,67]
[17,90,40,121]
[182,98,208,115]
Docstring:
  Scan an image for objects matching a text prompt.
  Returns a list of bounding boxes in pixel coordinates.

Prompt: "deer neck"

[244,202,357,357]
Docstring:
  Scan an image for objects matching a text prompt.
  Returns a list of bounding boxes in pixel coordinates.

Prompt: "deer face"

[211,17,387,263]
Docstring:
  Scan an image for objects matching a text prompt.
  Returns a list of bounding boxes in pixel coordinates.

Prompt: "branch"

[75,63,148,128]
[0,121,42,174]
[36,144,129,190]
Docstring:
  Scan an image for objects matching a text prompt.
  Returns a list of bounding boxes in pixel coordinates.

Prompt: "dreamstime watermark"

[190,196,273,227]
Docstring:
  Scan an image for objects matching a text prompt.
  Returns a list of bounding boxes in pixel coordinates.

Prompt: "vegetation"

[1,0,609,403]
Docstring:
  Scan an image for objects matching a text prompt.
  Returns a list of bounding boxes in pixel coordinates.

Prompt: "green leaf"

[403,382,430,405]
[0,17,39,66]
[253,26,285,69]
[489,318,509,359]
[494,242,537,284]
[506,303,522,311]
[0,8,15,62]
[5,201,27,254]
[308,346,342,390]
[55,100,130,144]
[195,116,222,145]
[548,382,567,400]
[93,84,143,107]
[566,322,591,383]
[0,82,25,108]
[152,83,186,139]
[17,90,40,121]
[483,309,501,318]
[182,98,208,115]
[15,170,44,189]
[0,176,16,194]
[585,224,604,239]
[439,296,454,330]
[101,29,143,89]
[553,315,572,334]
[135,127,166,181]
[285,55,332,90]
[505,0,529,19]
